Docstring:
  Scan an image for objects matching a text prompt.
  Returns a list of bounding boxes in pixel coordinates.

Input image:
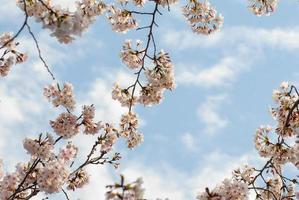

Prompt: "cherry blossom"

[0,33,27,77]
[37,160,69,194]
[50,112,80,138]
[17,0,107,43]
[44,82,76,110]
[82,105,103,135]
[120,40,144,69]
[119,112,143,148]
[107,7,138,33]
[248,0,278,16]
[182,0,224,35]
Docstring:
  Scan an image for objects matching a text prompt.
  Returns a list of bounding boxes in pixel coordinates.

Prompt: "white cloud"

[167,26,299,89]
[176,57,239,88]
[181,132,198,151]
[0,0,22,24]
[197,94,229,135]
[162,26,299,51]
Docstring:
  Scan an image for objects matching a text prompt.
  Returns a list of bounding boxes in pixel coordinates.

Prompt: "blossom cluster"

[248,0,278,16]
[253,82,299,167]
[0,33,27,77]
[182,0,224,35]
[23,134,54,160]
[113,49,175,108]
[17,0,107,43]
[119,112,143,148]
[100,123,119,152]
[271,81,299,138]
[107,7,138,33]
[49,105,104,138]
[44,82,76,110]
[67,169,90,191]
[197,179,249,200]
[120,40,144,69]
[44,82,104,138]
[254,125,298,166]
[106,176,145,200]
[0,136,75,198]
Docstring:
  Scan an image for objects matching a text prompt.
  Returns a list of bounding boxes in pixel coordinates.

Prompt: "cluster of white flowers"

[17,0,107,43]
[37,160,69,193]
[251,82,299,168]
[82,105,103,134]
[44,82,76,110]
[0,33,27,77]
[50,107,105,138]
[119,112,143,148]
[113,49,175,109]
[100,124,118,152]
[45,82,107,138]
[197,179,249,200]
[58,142,78,163]
[182,0,224,35]
[0,173,23,199]
[112,83,138,107]
[107,7,138,33]
[67,169,89,191]
[50,112,80,138]
[255,126,298,167]
[106,177,145,200]
[248,0,278,16]
[138,84,163,106]
[1,135,80,197]
[120,40,144,69]
[138,50,175,106]
[0,108,122,198]
[23,134,54,160]
[145,50,175,90]
[271,81,299,137]
[233,165,255,183]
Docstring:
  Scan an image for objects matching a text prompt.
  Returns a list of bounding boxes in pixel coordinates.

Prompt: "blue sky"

[0,0,298,199]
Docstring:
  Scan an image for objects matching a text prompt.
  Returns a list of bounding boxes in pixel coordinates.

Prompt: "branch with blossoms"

[0,82,128,199]
[196,82,298,200]
[0,0,56,80]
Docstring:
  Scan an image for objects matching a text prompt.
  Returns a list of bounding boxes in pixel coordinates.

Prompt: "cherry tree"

[0,0,297,199]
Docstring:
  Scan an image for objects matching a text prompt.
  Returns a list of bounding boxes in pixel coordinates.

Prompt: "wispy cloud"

[176,56,242,88]
[197,94,229,135]
[162,26,299,51]
[181,132,198,152]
